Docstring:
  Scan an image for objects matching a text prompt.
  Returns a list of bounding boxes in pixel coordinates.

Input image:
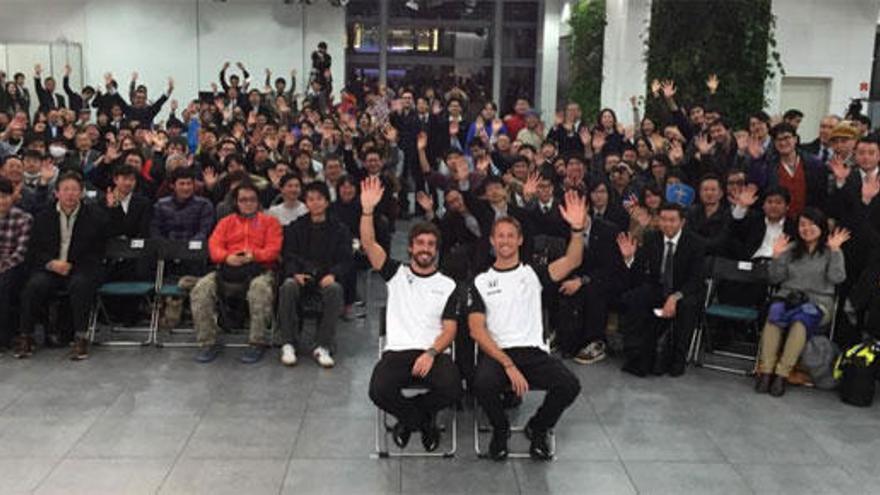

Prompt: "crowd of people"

[1,46,880,457]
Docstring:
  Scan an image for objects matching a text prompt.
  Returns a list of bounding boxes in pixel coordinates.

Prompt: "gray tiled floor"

[2,229,880,494]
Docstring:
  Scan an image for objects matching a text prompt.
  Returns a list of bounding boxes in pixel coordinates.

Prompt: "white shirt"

[754,217,785,259]
[268,201,308,226]
[470,263,550,351]
[380,259,458,352]
[119,192,132,215]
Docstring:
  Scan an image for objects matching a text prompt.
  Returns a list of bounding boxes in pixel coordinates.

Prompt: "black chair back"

[709,257,769,285]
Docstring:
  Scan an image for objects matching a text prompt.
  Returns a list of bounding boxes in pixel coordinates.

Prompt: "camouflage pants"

[190,271,275,346]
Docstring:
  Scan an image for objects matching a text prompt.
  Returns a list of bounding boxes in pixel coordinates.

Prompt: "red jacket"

[208,212,282,268]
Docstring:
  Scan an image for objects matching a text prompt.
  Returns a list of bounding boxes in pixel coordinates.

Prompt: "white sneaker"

[313,346,335,368]
[280,344,298,366]
[574,341,606,365]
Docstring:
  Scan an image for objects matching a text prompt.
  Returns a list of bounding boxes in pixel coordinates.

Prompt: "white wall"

[0,0,346,119]
[600,0,651,124]
[767,0,878,122]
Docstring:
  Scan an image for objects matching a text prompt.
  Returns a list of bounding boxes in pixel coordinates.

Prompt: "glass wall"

[346,0,539,115]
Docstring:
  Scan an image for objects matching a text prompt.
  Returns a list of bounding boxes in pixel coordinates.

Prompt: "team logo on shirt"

[486,279,501,296]
[406,273,414,285]
[488,279,498,289]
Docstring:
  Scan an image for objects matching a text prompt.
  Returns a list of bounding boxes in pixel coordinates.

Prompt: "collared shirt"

[57,202,81,262]
[119,192,133,215]
[0,206,33,273]
[492,203,508,221]
[754,217,785,259]
[539,200,554,213]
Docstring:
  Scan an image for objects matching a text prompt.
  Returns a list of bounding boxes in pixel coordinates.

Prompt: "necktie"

[542,205,550,214]
[821,148,829,163]
[662,241,675,292]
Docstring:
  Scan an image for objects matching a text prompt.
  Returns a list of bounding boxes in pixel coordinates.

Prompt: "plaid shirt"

[0,206,33,273]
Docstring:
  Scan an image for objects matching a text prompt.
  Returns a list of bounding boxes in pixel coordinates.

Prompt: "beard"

[412,251,437,269]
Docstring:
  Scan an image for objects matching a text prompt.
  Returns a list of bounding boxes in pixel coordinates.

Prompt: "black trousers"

[620,284,699,374]
[19,270,100,340]
[0,264,26,347]
[473,347,581,433]
[557,282,611,356]
[369,350,462,429]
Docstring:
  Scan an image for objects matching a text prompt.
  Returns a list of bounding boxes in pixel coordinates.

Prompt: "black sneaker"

[420,418,441,452]
[194,344,222,364]
[488,428,510,461]
[524,423,553,461]
[392,421,412,448]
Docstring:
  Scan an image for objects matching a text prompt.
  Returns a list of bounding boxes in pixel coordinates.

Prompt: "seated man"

[617,203,706,377]
[190,182,282,364]
[361,177,462,451]
[0,177,33,350]
[277,182,353,368]
[468,190,585,461]
[14,172,108,360]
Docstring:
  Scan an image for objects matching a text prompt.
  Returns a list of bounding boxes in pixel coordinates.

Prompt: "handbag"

[217,262,262,299]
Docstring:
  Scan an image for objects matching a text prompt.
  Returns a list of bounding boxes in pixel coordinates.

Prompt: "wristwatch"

[426,347,439,357]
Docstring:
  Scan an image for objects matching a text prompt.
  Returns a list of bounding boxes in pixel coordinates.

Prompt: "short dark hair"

[224,153,246,169]
[278,173,301,189]
[770,122,798,140]
[303,181,331,202]
[232,181,259,202]
[857,136,880,150]
[55,171,84,190]
[408,221,441,247]
[854,114,873,128]
[750,111,771,124]
[113,164,139,178]
[444,149,464,162]
[0,177,13,195]
[658,202,685,218]
[763,185,792,204]
[169,166,196,183]
[783,109,804,120]
[708,118,729,130]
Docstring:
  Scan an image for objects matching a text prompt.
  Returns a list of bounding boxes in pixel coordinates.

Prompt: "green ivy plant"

[644,0,784,129]
[568,0,607,120]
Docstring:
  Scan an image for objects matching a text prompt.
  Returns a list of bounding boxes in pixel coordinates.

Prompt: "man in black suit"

[33,64,65,113]
[529,174,570,239]
[101,164,152,239]
[617,203,706,377]
[462,176,534,271]
[428,98,469,166]
[13,172,108,361]
[729,185,795,261]
[556,206,624,364]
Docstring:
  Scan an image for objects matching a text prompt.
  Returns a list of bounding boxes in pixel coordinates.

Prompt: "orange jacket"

[208,212,282,268]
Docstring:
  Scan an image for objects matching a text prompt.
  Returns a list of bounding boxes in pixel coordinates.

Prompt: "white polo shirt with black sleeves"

[468,262,553,352]
[379,259,459,352]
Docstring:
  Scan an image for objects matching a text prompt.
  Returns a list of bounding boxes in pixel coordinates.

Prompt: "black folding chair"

[374,307,457,458]
[87,238,160,346]
[155,239,209,348]
[689,257,770,374]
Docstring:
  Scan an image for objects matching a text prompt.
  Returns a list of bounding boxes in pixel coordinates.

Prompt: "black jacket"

[281,216,353,281]
[34,77,65,112]
[571,218,625,296]
[624,229,706,303]
[728,210,797,260]
[27,202,109,277]
[101,193,152,239]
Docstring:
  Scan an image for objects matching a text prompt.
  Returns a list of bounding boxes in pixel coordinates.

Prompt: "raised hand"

[522,172,540,200]
[202,167,218,189]
[416,131,428,151]
[591,131,606,153]
[695,133,714,156]
[630,95,638,108]
[415,191,434,213]
[668,140,684,164]
[559,190,587,231]
[131,71,138,82]
[360,176,385,214]
[661,80,676,99]
[34,64,42,76]
[747,136,764,160]
[222,61,231,70]
[167,77,175,93]
[579,126,590,146]
[63,64,72,77]
[39,160,57,186]
[706,73,719,94]
[736,183,760,208]
[382,125,398,144]
[475,154,491,175]
[772,234,791,258]
[617,232,638,261]
[829,156,850,183]
[170,99,178,112]
[827,227,851,251]
[735,130,749,153]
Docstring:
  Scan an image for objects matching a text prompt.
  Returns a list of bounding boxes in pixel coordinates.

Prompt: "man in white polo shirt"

[468,190,586,461]
[361,177,462,452]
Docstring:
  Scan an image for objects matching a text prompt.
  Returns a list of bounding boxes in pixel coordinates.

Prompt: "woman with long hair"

[756,207,849,397]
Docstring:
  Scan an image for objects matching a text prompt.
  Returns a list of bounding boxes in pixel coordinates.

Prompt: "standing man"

[468,190,586,461]
[361,177,462,452]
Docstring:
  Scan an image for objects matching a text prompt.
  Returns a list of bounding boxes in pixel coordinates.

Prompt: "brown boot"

[12,335,34,359]
[71,338,90,361]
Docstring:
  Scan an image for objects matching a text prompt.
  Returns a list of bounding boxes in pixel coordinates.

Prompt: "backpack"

[833,341,880,407]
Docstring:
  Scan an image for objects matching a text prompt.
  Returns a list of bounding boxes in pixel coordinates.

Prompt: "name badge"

[188,241,203,250]
[130,239,145,249]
